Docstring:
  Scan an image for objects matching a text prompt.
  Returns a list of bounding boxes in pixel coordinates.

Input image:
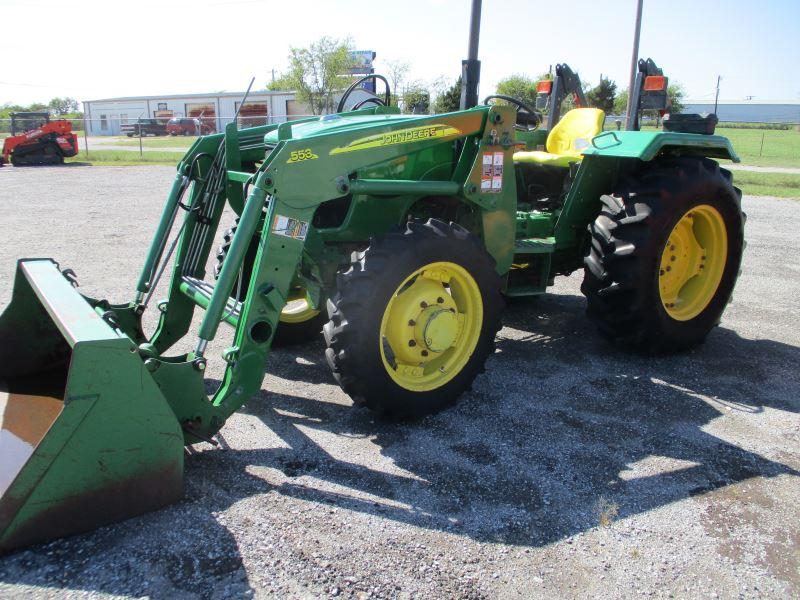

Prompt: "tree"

[586,77,617,114]
[613,81,686,121]
[495,74,538,108]
[48,97,79,115]
[269,37,356,115]
[402,83,430,114]
[385,59,410,103]
[613,88,629,116]
[666,83,685,113]
[432,76,461,114]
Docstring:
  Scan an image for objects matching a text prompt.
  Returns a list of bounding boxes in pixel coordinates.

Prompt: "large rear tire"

[581,157,745,353]
[324,219,503,418]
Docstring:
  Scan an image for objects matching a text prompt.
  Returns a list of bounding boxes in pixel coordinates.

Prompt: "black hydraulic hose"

[351,97,386,110]
[336,74,391,113]
[481,94,542,127]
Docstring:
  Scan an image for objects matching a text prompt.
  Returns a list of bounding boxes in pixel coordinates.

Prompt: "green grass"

[111,135,198,148]
[66,150,183,166]
[732,171,800,198]
[716,126,800,168]
[638,123,800,168]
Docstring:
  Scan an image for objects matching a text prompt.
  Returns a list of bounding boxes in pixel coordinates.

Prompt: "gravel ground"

[0,165,798,599]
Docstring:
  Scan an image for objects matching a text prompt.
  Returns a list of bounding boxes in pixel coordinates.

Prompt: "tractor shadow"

[1,292,798,597]
[196,291,800,546]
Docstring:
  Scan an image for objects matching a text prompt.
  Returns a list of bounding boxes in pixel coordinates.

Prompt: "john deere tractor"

[0,3,743,552]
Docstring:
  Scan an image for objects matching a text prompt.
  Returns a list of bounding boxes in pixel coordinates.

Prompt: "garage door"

[235,101,268,128]
[186,102,217,133]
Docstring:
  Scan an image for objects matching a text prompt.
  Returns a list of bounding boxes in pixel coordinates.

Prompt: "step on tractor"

[0,1,744,553]
[0,112,79,166]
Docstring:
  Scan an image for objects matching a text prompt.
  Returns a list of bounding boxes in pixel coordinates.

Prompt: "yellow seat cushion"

[513,108,605,168]
[512,150,576,168]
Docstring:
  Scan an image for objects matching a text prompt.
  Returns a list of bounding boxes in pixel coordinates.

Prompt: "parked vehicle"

[166,117,212,136]
[121,119,167,137]
[0,112,78,166]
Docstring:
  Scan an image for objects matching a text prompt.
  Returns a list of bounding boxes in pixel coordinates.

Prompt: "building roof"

[684,99,800,105]
[84,90,291,103]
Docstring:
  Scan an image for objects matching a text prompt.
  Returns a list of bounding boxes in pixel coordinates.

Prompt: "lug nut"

[408,340,416,347]
[670,245,676,251]
[666,266,671,272]
[437,297,444,303]
[659,270,665,276]
[420,301,428,308]
[408,319,416,326]
[421,350,429,357]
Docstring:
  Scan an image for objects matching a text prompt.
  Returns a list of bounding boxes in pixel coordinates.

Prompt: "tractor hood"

[264,112,425,144]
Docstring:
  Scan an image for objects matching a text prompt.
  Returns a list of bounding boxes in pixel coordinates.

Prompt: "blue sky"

[1,0,798,105]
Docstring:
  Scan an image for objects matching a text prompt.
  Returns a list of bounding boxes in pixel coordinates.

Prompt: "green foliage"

[48,97,79,115]
[385,59,410,99]
[613,88,629,116]
[612,82,685,116]
[269,37,356,114]
[667,83,685,114]
[402,84,430,114]
[433,76,462,114]
[1,99,83,133]
[495,74,538,108]
[586,77,617,113]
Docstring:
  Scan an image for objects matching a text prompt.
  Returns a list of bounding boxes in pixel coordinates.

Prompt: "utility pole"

[459,0,482,110]
[624,0,644,126]
[713,75,722,114]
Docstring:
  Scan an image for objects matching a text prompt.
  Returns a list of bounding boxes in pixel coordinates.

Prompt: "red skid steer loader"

[0,112,79,166]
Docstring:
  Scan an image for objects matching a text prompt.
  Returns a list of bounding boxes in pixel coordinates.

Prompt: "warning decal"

[272,215,309,241]
[481,152,493,191]
[480,151,505,193]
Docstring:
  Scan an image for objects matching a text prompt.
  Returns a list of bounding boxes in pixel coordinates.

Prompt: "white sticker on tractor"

[492,152,504,191]
[273,215,309,241]
[481,152,493,190]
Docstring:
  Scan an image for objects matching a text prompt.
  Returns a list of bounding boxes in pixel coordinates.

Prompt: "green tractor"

[0,7,744,552]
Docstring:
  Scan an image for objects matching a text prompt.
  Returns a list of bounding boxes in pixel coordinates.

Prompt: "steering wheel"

[337,74,392,113]
[482,94,543,130]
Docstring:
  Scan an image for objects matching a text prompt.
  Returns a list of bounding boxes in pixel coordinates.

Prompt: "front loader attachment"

[0,259,184,553]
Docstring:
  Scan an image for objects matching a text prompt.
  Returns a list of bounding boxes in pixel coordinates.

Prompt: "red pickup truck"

[166,118,214,136]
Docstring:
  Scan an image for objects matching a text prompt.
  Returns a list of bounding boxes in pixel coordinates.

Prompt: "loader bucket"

[0,259,185,553]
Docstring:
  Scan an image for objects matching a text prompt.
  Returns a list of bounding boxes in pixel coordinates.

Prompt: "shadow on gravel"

[2,293,798,597]
[211,292,800,546]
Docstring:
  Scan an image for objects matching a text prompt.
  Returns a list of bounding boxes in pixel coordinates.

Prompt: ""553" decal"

[286,148,319,164]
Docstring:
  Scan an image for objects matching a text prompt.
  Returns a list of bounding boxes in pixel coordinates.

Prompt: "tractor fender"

[581,130,740,163]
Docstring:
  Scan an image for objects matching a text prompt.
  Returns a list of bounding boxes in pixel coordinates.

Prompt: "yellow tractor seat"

[513,108,605,168]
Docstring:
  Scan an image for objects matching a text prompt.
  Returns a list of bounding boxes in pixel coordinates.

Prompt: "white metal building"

[682,100,800,124]
[82,88,377,135]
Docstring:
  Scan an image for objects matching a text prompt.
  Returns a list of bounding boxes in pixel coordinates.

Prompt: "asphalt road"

[0,165,798,599]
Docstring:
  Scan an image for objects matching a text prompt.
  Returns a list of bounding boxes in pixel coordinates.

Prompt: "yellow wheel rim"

[379,261,483,392]
[659,204,728,321]
[280,287,320,324]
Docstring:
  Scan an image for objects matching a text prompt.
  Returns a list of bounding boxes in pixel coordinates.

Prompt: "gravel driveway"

[0,165,798,599]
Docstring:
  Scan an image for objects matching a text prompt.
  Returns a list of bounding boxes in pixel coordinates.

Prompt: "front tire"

[324,219,503,417]
[581,157,745,352]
